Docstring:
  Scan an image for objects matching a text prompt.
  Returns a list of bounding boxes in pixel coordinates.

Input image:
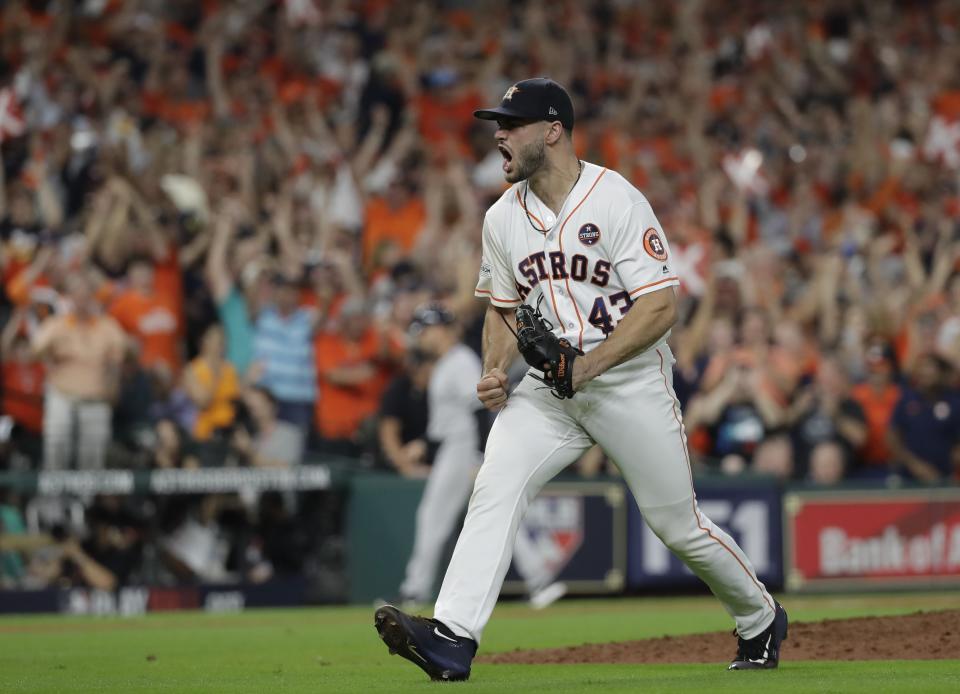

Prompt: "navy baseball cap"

[474,78,575,131]
[409,303,456,335]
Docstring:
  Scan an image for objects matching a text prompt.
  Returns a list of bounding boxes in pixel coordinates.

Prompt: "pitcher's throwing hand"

[476,369,509,411]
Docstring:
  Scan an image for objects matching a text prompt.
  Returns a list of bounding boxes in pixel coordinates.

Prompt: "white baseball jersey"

[475,161,679,353]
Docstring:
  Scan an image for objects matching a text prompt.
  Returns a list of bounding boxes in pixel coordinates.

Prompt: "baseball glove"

[515,300,583,399]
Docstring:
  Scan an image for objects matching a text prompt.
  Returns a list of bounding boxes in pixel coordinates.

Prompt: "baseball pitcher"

[375,78,788,681]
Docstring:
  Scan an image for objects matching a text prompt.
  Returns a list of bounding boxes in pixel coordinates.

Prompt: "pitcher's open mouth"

[498,144,512,171]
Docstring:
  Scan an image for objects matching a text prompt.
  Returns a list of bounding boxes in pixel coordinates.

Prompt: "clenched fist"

[477,368,509,411]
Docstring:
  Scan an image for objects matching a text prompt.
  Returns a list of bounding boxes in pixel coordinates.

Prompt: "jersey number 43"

[588,290,634,336]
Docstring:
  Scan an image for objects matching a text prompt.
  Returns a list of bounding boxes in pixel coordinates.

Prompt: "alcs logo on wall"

[513,496,584,588]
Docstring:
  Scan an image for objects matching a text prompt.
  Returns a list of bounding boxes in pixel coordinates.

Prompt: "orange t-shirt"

[187,358,239,440]
[313,328,401,440]
[109,290,180,371]
[1,360,44,432]
[850,382,902,467]
[362,197,426,268]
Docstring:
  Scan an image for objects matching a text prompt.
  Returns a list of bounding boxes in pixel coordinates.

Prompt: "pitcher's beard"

[505,139,546,183]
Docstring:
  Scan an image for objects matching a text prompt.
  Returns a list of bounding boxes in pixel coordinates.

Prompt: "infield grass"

[0,592,958,693]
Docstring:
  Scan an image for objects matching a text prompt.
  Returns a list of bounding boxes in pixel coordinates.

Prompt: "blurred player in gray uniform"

[397,304,483,605]
[397,304,566,609]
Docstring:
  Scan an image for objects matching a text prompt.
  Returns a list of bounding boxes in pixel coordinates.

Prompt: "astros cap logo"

[503,85,520,101]
[643,227,668,261]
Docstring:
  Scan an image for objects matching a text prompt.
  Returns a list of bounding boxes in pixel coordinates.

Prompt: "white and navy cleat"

[374,605,477,681]
[728,600,788,670]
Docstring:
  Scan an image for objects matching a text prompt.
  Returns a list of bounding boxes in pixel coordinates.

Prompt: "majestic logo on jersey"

[479,260,492,278]
[513,495,584,584]
[643,227,668,261]
[578,223,601,246]
[503,85,520,101]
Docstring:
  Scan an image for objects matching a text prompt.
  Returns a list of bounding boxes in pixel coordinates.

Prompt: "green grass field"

[1,592,958,693]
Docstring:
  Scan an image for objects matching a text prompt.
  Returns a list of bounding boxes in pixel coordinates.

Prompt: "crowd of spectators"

[1,0,959,528]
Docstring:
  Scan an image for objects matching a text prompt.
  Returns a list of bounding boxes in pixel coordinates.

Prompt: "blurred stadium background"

[0,0,959,617]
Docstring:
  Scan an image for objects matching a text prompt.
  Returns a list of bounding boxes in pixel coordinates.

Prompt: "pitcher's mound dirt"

[480,609,960,665]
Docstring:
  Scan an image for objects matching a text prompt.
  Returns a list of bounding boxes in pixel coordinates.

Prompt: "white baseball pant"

[400,439,480,602]
[400,438,569,602]
[43,386,112,470]
[434,345,776,643]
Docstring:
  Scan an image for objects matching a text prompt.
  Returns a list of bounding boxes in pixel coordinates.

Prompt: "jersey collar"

[519,161,598,234]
